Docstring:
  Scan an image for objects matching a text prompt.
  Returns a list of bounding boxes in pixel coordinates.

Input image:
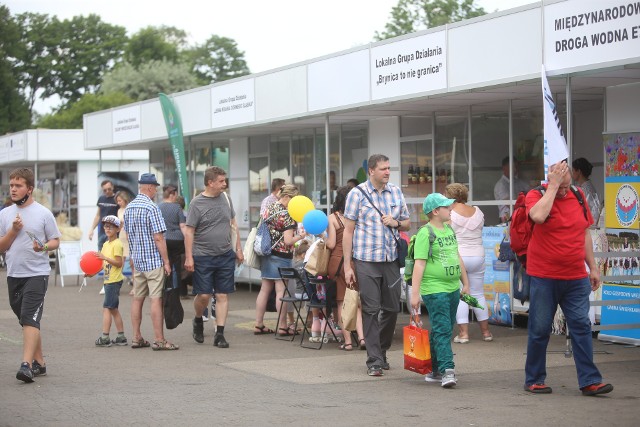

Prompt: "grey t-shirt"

[186,192,235,257]
[158,202,186,241]
[0,202,61,277]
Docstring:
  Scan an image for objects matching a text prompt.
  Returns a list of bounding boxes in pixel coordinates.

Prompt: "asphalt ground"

[0,270,638,427]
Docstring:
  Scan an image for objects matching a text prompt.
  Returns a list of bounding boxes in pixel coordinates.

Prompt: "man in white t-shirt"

[0,168,61,383]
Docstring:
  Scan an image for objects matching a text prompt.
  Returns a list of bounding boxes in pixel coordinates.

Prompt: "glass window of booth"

[471,102,509,225]
[339,122,368,187]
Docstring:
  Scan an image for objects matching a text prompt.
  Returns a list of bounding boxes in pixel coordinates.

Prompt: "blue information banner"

[600,283,640,343]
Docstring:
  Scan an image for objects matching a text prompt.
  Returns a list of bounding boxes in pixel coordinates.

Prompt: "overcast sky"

[5,0,536,112]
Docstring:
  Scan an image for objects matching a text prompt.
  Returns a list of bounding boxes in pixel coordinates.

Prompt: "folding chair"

[300,276,342,350]
[274,267,310,342]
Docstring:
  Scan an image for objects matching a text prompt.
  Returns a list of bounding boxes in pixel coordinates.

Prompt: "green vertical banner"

[158,93,190,207]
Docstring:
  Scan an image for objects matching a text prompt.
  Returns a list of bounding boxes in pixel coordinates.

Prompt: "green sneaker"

[112,336,128,346]
[95,336,112,347]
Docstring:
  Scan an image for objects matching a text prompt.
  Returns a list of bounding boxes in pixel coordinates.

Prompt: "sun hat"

[423,193,455,215]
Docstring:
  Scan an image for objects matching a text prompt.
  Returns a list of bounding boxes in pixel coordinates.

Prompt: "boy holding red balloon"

[87,215,127,347]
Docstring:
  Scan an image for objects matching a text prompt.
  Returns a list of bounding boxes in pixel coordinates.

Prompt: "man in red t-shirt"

[523,160,613,397]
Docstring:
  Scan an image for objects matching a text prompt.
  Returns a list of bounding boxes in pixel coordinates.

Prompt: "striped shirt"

[124,193,167,272]
[343,180,409,262]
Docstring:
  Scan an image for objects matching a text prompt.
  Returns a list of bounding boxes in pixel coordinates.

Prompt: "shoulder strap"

[334,212,344,228]
[355,185,400,243]
[569,184,589,220]
[426,224,436,261]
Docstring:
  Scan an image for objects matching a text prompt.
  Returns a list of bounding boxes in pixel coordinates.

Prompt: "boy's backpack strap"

[426,224,436,261]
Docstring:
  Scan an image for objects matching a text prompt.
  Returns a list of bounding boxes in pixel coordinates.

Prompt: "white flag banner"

[541,65,569,177]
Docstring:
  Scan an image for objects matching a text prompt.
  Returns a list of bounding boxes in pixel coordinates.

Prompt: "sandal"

[254,325,275,335]
[287,323,301,335]
[358,338,366,350]
[131,337,150,349]
[151,340,179,351]
[277,328,295,337]
[340,343,354,351]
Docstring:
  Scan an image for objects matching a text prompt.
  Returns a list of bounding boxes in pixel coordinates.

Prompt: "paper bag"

[304,240,330,276]
[341,286,359,331]
[403,321,432,375]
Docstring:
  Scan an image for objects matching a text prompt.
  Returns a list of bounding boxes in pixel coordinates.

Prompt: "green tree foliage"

[101,60,197,102]
[375,0,487,40]
[125,26,184,68]
[53,14,127,103]
[36,92,133,129]
[14,12,60,114]
[0,5,31,133]
[186,35,250,85]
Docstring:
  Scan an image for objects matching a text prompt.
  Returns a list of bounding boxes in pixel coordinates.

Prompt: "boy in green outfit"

[410,193,470,388]
[92,215,128,347]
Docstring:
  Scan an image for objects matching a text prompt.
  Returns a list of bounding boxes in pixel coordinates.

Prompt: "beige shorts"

[133,267,164,298]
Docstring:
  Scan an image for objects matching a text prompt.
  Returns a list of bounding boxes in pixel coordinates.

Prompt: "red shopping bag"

[403,316,432,375]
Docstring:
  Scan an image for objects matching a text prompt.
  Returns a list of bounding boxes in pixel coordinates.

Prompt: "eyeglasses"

[103,223,117,229]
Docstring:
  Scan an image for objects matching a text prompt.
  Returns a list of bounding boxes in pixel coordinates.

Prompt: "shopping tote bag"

[403,317,432,375]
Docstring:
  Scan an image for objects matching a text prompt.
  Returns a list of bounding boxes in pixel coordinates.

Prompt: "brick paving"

[0,270,638,426]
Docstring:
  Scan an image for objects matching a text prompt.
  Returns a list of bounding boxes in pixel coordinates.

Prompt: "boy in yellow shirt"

[94,215,127,347]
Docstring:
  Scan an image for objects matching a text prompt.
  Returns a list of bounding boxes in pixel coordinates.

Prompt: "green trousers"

[422,290,460,374]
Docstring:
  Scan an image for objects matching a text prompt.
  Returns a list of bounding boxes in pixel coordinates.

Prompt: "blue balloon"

[302,210,329,235]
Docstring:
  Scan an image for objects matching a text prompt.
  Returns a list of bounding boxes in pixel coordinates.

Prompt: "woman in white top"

[444,184,493,343]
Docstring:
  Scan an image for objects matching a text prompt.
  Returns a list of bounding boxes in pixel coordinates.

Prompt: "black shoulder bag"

[355,186,408,267]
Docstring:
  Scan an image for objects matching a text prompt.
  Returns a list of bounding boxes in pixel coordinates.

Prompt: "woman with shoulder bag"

[326,186,365,351]
[254,185,307,336]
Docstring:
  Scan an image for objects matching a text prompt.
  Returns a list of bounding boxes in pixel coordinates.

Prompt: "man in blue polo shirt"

[124,173,178,351]
[343,154,410,377]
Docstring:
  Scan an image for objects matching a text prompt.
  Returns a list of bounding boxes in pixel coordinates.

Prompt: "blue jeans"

[525,276,602,389]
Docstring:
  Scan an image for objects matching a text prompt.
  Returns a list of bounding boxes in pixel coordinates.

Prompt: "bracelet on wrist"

[43,244,49,251]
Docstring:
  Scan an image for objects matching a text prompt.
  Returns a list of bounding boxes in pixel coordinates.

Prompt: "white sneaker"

[99,286,105,295]
[441,369,457,388]
[424,371,442,382]
[202,315,209,322]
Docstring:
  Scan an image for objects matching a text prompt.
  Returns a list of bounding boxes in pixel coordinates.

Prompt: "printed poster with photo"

[482,227,512,326]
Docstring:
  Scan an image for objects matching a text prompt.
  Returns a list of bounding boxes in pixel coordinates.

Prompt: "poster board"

[600,132,640,345]
[57,241,83,287]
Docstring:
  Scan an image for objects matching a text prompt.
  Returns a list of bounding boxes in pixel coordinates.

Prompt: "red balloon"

[80,251,103,275]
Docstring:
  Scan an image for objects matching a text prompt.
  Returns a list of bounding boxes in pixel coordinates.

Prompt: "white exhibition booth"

[0,129,149,254]
[79,0,639,339]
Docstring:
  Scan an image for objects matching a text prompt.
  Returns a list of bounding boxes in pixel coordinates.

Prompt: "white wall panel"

[35,130,88,161]
[84,113,112,149]
[174,90,212,134]
[606,83,640,133]
[369,117,401,185]
[140,100,165,141]
[448,8,541,88]
[308,50,370,111]
[255,66,307,121]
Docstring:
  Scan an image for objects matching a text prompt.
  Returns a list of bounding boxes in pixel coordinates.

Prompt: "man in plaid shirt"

[343,154,409,377]
[124,173,178,351]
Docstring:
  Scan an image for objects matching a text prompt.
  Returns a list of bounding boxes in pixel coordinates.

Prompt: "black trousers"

[166,239,186,295]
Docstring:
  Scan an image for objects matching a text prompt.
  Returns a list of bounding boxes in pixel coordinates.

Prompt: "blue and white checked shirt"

[124,193,167,272]
[343,180,409,262]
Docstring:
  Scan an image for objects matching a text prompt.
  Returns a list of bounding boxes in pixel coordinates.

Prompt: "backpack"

[509,185,587,267]
[254,209,283,257]
[404,224,452,283]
